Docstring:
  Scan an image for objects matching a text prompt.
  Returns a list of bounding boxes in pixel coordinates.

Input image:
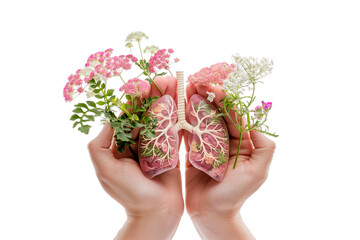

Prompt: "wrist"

[191,213,255,240]
[115,211,182,240]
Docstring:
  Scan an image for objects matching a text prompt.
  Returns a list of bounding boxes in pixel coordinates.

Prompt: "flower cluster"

[254,101,272,120]
[149,48,178,73]
[63,49,137,102]
[125,31,149,43]
[188,62,235,86]
[144,45,159,55]
[223,54,274,96]
[86,49,137,80]
[119,78,151,97]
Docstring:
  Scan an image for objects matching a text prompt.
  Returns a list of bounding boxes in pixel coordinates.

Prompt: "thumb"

[249,130,276,167]
[88,122,116,170]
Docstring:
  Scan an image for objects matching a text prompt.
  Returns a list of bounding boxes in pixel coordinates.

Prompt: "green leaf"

[89,108,101,116]
[72,121,80,128]
[97,101,105,106]
[117,146,125,154]
[85,115,95,121]
[88,79,95,84]
[108,95,115,102]
[105,111,116,120]
[86,101,96,108]
[70,114,80,121]
[106,89,114,96]
[73,108,84,114]
[126,95,132,101]
[93,89,100,94]
[110,121,123,128]
[75,103,89,110]
[116,132,131,141]
[78,125,91,134]
[100,83,106,90]
[95,94,103,99]
[131,114,139,121]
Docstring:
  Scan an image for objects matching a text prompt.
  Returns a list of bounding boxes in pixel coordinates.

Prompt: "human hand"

[185,83,276,239]
[88,76,184,240]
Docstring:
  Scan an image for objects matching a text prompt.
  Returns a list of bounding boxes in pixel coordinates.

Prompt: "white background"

[1,0,359,239]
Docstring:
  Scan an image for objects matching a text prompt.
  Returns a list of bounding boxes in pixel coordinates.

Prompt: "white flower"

[223,54,274,97]
[125,31,149,42]
[79,67,93,77]
[125,42,133,48]
[206,91,216,102]
[144,45,159,55]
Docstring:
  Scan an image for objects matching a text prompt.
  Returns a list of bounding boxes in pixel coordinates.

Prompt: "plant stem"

[153,80,163,96]
[233,131,243,169]
[101,88,111,112]
[119,73,126,84]
[137,40,144,60]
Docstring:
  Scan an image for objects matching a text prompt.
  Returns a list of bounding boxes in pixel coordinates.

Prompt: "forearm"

[114,214,181,240]
[191,213,255,240]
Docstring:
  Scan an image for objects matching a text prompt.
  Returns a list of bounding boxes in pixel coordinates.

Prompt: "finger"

[88,122,116,170]
[228,133,253,157]
[250,130,276,167]
[186,83,197,103]
[151,76,168,97]
[165,75,177,99]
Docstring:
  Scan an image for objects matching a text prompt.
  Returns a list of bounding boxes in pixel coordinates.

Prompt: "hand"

[185,83,276,239]
[88,76,184,240]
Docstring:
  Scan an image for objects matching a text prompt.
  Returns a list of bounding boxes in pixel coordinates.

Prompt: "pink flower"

[188,62,235,86]
[262,101,272,111]
[119,78,150,97]
[64,49,138,102]
[149,49,177,73]
[63,82,74,102]
[253,101,273,120]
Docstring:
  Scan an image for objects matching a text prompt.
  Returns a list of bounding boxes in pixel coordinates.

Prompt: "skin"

[185,83,276,240]
[88,76,184,240]
[88,77,276,240]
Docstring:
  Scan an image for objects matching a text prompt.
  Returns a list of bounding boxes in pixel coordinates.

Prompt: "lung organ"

[138,95,179,178]
[186,94,229,181]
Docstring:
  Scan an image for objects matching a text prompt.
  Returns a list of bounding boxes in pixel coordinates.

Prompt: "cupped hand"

[88,76,183,239]
[185,83,276,220]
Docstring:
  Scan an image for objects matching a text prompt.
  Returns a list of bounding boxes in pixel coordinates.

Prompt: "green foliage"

[108,95,159,154]
[67,33,179,156]
[70,101,101,134]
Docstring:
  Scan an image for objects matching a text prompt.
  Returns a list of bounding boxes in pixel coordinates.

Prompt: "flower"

[262,101,272,111]
[188,62,234,86]
[119,78,150,97]
[125,31,149,42]
[223,55,274,96]
[253,101,272,120]
[144,45,159,55]
[125,42,133,49]
[206,91,216,102]
[148,49,177,73]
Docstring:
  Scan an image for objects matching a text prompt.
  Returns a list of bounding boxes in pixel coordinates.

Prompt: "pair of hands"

[88,77,276,240]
